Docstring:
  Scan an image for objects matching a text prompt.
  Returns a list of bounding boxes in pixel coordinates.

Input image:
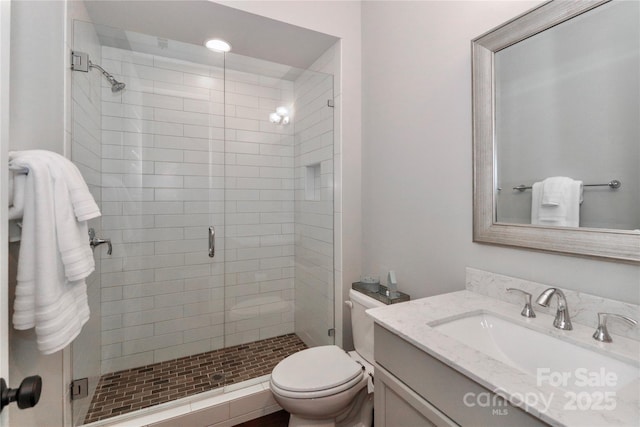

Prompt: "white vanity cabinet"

[373,324,548,427]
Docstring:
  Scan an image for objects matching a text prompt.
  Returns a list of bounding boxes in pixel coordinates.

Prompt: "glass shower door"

[70,20,227,425]
[221,54,335,390]
[290,70,335,349]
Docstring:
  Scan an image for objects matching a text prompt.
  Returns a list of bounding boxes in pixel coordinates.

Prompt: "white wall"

[361,1,640,306]
[9,0,66,153]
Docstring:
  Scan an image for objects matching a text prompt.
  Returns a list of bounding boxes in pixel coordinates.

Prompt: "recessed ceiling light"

[205,39,231,53]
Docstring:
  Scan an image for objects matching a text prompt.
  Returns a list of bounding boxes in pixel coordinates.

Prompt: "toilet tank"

[348,289,385,363]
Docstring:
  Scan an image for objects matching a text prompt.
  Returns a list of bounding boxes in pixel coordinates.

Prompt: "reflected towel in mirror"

[531,177,583,227]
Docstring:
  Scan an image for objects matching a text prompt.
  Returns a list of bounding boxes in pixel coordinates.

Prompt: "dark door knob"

[0,375,42,412]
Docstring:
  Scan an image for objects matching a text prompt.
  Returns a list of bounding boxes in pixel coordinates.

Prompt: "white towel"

[39,150,101,221]
[531,177,583,227]
[52,164,95,281]
[541,177,567,206]
[8,150,98,354]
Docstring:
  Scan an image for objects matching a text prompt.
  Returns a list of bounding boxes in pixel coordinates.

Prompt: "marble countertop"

[367,290,640,426]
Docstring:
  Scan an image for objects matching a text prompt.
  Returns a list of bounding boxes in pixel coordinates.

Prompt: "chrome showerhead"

[89,61,126,93]
[109,79,126,93]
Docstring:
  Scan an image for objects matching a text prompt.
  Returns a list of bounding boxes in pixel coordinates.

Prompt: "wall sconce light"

[269,106,290,125]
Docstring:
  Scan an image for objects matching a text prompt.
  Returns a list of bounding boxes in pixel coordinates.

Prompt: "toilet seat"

[271,346,365,399]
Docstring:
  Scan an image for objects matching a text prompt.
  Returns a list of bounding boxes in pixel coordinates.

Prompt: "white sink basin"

[431,311,639,392]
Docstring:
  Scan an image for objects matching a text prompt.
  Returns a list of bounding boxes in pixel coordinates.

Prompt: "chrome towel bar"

[500,179,621,192]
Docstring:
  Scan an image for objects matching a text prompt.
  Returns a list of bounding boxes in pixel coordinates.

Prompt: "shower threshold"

[84,334,307,424]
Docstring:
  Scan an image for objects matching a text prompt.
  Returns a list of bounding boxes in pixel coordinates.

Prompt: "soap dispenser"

[386,270,398,298]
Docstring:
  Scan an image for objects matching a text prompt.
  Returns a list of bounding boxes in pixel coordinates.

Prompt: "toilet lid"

[271,346,364,394]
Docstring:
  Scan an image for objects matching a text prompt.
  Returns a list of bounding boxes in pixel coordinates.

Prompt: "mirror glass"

[493,0,639,230]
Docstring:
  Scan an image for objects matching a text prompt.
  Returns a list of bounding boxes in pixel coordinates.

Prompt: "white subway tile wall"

[97,47,333,373]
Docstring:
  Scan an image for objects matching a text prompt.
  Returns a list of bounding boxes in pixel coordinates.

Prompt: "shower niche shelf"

[305,163,322,201]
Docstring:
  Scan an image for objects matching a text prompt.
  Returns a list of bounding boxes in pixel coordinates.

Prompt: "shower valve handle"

[88,228,112,255]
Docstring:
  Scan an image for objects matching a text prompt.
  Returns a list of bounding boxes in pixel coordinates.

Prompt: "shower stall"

[68,13,336,425]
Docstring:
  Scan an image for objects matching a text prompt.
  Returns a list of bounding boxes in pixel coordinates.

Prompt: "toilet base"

[288,416,337,427]
[286,388,373,427]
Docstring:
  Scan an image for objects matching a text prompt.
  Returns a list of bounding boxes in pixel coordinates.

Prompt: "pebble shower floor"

[84,334,307,423]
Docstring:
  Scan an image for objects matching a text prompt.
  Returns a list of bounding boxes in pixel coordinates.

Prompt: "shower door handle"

[209,226,215,258]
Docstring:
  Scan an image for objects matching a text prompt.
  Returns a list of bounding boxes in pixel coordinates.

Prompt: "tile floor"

[84,334,307,424]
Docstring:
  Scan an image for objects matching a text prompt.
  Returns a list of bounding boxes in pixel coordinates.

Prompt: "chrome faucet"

[536,288,572,330]
[592,313,637,343]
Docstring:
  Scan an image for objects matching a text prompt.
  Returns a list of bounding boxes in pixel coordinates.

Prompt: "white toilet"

[270,289,384,427]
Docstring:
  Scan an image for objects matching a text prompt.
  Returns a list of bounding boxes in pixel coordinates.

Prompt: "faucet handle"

[592,312,637,343]
[506,288,536,318]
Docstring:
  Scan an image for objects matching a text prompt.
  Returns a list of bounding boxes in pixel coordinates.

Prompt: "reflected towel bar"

[504,179,621,192]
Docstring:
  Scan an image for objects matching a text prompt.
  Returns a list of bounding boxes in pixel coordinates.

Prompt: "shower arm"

[89,61,117,84]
